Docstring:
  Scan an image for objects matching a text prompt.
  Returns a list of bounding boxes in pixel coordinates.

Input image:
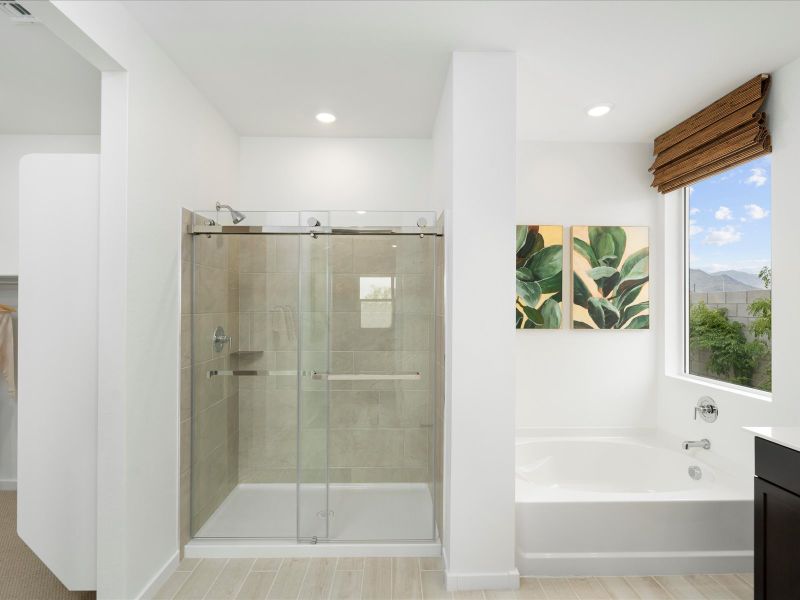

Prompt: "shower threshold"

[186,482,441,558]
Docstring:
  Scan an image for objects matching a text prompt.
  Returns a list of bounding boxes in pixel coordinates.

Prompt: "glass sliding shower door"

[188,210,440,544]
[300,224,437,542]
[297,232,331,542]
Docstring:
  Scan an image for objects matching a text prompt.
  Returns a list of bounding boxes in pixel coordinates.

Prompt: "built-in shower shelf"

[230,350,264,356]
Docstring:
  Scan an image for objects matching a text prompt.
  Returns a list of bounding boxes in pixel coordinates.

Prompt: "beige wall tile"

[331,237,354,273]
[267,272,300,311]
[330,429,404,468]
[239,236,267,273]
[353,237,398,273]
[274,236,300,273]
[181,259,192,315]
[332,275,359,312]
[194,234,228,269]
[239,273,267,312]
[403,428,429,468]
[329,391,379,428]
[196,265,229,313]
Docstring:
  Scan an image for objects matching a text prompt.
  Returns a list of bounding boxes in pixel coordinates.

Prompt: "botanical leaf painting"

[516,225,563,329]
[571,226,650,330]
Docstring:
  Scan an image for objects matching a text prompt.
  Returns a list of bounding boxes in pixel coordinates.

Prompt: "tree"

[689,303,765,388]
[748,266,772,390]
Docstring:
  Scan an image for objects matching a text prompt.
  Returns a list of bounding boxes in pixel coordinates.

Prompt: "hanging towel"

[0,313,15,400]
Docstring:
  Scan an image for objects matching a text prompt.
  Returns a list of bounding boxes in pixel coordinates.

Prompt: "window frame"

[682,182,772,398]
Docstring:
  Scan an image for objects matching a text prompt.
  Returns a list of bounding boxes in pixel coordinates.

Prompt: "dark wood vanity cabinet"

[755,437,800,599]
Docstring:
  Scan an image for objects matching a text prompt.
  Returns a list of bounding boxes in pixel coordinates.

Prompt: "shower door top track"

[189,224,443,236]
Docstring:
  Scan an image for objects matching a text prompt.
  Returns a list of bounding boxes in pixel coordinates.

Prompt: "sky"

[688,155,771,274]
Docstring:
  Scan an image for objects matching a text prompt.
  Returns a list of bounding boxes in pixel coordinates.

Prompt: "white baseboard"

[516,549,754,576]
[136,551,179,600]
[0,479,17,491]
[444,568,520,592]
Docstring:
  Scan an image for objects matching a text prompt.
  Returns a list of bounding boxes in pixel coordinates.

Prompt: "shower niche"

[186,209,443,550]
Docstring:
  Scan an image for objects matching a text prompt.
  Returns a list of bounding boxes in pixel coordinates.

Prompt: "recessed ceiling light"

[587,104,613,117]
[316,112,336,124]
[356,210,366,215]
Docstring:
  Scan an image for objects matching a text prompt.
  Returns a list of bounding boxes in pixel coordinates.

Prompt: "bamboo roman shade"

[650,74,772,193]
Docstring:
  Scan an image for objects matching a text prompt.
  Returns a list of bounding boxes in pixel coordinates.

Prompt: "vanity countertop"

[744,427,800,454]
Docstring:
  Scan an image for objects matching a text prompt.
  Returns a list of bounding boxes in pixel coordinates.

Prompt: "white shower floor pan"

[187,483,441,558]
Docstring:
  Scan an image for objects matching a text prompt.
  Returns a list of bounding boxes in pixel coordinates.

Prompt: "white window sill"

[666,372,772,403]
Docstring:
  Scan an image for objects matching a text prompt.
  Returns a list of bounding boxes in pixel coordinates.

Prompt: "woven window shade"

[650,74,772,193]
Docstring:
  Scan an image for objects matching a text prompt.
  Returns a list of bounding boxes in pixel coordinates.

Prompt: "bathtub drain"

[688,465,702,480]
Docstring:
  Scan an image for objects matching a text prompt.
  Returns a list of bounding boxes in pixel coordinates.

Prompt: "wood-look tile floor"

[155,557,754,600]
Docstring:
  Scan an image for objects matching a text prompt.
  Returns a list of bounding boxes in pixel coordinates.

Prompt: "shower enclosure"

[187,210,443,547]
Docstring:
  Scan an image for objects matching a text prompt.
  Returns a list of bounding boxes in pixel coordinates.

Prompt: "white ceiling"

[121,1,800,142]
[0,13,100,134]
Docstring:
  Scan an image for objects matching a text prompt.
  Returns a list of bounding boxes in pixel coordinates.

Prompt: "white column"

[18,154,100,591]
[437,52,518,591]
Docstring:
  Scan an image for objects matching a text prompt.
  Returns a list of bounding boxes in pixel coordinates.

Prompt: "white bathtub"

[515,433,753,576]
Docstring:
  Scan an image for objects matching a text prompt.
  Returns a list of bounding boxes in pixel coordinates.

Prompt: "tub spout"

[682,439,711,450]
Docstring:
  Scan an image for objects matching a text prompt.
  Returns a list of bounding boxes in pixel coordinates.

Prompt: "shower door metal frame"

[189,219,442,544]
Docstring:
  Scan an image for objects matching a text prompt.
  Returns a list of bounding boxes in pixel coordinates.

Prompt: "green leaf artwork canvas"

[516,225,563,329]
[571,226,650,330]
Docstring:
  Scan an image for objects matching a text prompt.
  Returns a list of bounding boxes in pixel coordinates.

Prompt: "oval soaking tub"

[515,433,753,576]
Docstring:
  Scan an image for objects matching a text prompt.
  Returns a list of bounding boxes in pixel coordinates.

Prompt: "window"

[359,276,393,328]
[685,156,771,392]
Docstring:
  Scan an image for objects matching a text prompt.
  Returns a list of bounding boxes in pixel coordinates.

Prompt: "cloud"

[689,220,703,237]
[689,207,700,215]
[745,167,768,187]
[714,206,733,220]
[703,225,742,246]
[744,203,770,220]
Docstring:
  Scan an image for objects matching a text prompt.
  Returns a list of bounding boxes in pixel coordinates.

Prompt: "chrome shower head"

[216,202,246,224]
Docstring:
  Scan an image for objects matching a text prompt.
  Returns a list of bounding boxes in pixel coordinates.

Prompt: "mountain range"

[688,269,767,293]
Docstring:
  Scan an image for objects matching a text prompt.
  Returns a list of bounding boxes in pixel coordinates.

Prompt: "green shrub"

[689,303,766,388]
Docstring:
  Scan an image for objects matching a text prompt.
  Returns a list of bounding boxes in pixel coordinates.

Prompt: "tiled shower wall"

[182,209,241,539]
[237,234,436,485]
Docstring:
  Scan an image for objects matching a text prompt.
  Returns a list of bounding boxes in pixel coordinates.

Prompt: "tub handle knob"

[694,396,718,423]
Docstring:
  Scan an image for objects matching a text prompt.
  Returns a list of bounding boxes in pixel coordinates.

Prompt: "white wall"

[0,135,99,276]
[440,52,518,592]
[516,142,659,429]
[657,55,800,474]
[18,154,99,590]
[0,135,99,490]
[238,137,431,211]
[43,2,240,597]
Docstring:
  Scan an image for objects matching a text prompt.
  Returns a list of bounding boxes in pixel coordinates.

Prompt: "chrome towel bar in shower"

[206,369,296,378]
[207,370,422,381]
[310,371,421,381]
